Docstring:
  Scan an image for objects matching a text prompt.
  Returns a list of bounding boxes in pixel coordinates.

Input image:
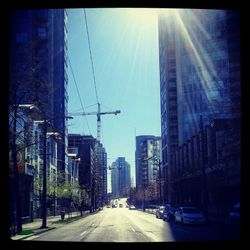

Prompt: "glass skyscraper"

[9,9,68,221]
[158,9,241,203]
[9,9,69,175]
[111,157,131,198]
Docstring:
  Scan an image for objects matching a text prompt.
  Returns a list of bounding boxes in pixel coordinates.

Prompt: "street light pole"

[40,115,47,229]
[200,115,208,221]
[157,159,162,205]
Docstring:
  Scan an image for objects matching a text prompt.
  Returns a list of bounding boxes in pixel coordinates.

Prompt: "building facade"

[68,134,107,210]
[9,9,68,223]
[99,145,108,206]
[111,157,131,199]
[135,136,162,188]
[158,9,241,214]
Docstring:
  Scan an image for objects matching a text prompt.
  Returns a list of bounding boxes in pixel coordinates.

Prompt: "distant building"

[135,136,162,189]
[111,157,131,198]
[68,134,107,210]
[99,145,108,205]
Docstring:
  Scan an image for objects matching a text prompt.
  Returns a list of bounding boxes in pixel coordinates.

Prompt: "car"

[156,206,165,219]
[119,204,123,208]
[106,205,111,208]
[112,204,117,208]
[163,204,177,222]
[174,207,206,225]
[129,205,136,210]
[228,202,240,226]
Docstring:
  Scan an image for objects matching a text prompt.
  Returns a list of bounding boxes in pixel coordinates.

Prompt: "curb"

[11,226,57,240]
[11,212,90,240]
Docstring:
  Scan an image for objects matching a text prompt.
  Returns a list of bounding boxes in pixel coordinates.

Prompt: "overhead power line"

[83,8,99,104]
[68,56,92,135]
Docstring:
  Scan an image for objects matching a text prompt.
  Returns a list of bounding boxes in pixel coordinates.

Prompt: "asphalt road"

[24,200,239,242]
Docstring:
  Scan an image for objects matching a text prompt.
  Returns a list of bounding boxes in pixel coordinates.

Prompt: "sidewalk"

[11,211,83,240]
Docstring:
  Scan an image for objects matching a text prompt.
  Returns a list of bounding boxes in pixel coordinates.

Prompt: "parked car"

[119,204,123,208]
[228,202,240,226]
[163,204,177,222]
[112,204,117,208]
[156,206,165,219]
[174,207,206,225]
[129,205,136,210]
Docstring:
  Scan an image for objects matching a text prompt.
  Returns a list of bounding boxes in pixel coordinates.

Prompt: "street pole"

[200,115,208,221]
[12,104,22,233]
[158,160,162,205]
[40,115,47,228]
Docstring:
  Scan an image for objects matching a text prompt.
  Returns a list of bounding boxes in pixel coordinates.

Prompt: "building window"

[37,27,47,39]
[16,32,28,43]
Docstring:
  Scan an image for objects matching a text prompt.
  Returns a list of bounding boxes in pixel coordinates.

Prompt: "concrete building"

[68,134,107,210]
[135,136,162,188]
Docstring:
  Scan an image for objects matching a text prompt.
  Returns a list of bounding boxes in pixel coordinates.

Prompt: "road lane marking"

[80,231,87,236]
[145,231,159,242]
[131,227,135,232]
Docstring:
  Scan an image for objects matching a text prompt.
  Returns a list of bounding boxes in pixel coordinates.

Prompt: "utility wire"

[68,56,92,135]
[83,8,99,104]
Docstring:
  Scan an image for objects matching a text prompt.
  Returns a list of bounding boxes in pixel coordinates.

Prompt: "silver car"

[156,206,165,219]
[174,207,206,225]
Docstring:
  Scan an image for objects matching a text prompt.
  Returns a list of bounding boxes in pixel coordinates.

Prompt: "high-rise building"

[135,136,162,189]
[99,145,108,205]
[9,9,68,176]
[111,157,131,198]
[158,9,241,203]
[9,9,68,221]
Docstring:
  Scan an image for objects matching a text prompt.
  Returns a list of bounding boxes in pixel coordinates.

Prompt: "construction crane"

[69,102,121,142]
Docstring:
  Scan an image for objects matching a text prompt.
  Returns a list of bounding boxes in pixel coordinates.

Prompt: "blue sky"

[67,8,161,189]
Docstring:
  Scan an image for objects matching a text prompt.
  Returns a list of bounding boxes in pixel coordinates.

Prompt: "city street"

[23,200,239,242]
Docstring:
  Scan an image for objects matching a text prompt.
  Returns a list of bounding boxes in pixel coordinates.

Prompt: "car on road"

[174,207,206,225]
[129,205,136,210]
[112,204,117,208]
[119,204,123,208]
[156,206,165,219]
[163,204,177,222]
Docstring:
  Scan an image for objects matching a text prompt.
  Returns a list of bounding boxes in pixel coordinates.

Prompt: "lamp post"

[156,159,163,205]
[200,115,208,221]
[117,165,122,199]
[34,115,48,229]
